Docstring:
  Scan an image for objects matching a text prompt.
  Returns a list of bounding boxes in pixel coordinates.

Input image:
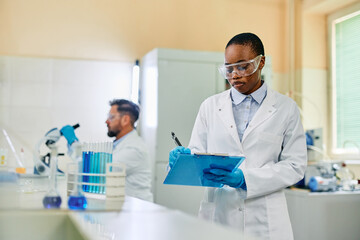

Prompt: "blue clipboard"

[163,154,245,187]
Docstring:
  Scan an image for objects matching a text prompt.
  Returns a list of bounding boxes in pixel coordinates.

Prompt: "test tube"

[100,142,106,194]
[82,143,86,192]
[89,142,95,193]
[95,142,101,194]
[82,143,88,192]
[94,142,100,193]
[92,142,97,194]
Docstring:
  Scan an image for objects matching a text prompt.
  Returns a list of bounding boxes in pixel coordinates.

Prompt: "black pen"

[171,132,182,147]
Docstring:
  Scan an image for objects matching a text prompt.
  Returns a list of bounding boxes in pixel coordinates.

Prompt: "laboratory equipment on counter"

[42,144,62,208]
[304,161,338,192]
[33,124,79,176]
[0,128,26,173]
[335,163,357,191]
[305,128,324,161]
[304,161,360,192]
[81,142,113,194]
[67,142,87,210]
[67,141,124,209]
[308,176,337,192]
[0,171,18,183]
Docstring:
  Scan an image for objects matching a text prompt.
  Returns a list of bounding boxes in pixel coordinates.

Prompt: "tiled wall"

[0,56,132,170]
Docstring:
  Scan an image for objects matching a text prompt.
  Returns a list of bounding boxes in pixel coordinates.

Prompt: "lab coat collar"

[230,88,247,105]
[230,81,267,105]
[113,129,136,149]
[216,87,277,147]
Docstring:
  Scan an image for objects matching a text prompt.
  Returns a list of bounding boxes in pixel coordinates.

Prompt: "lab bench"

[285,188,360,240]
[0,175,249,240]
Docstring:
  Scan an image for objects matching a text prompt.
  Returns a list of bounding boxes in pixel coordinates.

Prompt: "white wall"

[0,56,132,171]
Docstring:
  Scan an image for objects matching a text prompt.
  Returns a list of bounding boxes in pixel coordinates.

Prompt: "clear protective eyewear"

[218,55,263,79]
[106,114,121,122]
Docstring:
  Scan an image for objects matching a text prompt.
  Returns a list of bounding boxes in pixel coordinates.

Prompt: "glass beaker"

[336,163,355,191]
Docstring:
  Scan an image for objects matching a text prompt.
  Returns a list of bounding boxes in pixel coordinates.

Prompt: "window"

[329,4,360,155]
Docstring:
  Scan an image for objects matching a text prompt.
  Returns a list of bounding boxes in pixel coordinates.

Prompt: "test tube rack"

[67,162,126,201]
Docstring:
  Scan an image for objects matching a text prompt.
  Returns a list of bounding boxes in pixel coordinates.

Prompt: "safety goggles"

[106,114,121,122]
[218,55,263,79]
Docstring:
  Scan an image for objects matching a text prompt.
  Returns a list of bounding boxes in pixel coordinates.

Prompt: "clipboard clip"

[194,152,229,156]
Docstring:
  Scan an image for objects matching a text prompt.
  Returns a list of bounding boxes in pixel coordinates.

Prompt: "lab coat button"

[230,125,233,128]
[219,109,221,111]
[238,207,243,211]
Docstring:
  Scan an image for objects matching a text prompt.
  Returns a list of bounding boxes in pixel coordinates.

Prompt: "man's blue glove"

[60,125,78,145]
[169,146,191,168]
[203,164,247,190]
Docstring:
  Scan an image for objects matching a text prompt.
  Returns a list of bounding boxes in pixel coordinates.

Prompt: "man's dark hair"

[226,32,265,56]
[109,99,140,126]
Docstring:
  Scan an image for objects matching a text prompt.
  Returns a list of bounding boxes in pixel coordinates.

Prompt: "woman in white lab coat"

[172,33,307,240]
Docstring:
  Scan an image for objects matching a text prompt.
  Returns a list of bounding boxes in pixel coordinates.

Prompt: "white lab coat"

[113,130,153,202]
[188,88,307,240]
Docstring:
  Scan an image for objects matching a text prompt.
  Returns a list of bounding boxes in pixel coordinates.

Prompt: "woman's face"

[224,44,265,95]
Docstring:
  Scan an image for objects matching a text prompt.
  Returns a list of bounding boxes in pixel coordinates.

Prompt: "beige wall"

[0,0,288,71]
[302,13,327,69]
[0,0,332,145]
[300,11,328,134]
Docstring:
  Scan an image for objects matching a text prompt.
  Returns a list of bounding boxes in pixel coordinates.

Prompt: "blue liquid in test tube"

[89,143,95,193]
[94,143,100,194]
[82,143,88,192]
[84,143,91,192]
[99,142,105,194]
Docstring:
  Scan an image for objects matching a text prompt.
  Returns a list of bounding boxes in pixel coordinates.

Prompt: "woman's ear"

[258,56,265,71]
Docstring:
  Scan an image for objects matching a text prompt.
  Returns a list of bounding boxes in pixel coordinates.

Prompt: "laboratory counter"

[0,175,252,240]
[285,188,360,240]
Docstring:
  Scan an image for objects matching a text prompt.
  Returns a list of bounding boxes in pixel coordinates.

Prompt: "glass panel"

[335,12,360,150]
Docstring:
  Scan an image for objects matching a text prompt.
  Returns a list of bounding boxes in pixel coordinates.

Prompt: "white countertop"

[285,187,360,197]
[0,174,249,240]
[69,196,247,240]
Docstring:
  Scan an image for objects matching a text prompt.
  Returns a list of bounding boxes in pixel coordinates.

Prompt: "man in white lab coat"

[169,33,307,239]
[62,99,153,202]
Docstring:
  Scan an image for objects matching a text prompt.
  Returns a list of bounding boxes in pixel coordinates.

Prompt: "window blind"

[335,11,360,149]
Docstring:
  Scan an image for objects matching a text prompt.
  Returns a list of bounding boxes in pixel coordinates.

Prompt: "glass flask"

[43,145,62,208]
[68,142,87,210]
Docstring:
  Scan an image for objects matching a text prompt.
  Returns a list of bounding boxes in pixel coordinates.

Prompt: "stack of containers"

[105,161,126,203]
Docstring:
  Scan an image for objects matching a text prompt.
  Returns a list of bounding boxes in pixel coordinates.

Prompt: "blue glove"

[169,146,191,168]
[203,164,247,189]
[60,125,78,145]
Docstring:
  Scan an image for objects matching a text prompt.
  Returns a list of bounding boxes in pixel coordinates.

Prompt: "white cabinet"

[139,48,225,215]
[285,189,360,240]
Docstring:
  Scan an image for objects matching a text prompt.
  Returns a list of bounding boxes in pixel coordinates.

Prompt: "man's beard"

[107,130,119,137]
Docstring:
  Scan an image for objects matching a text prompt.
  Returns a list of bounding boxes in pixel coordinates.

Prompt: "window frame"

[328,2,360,159]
